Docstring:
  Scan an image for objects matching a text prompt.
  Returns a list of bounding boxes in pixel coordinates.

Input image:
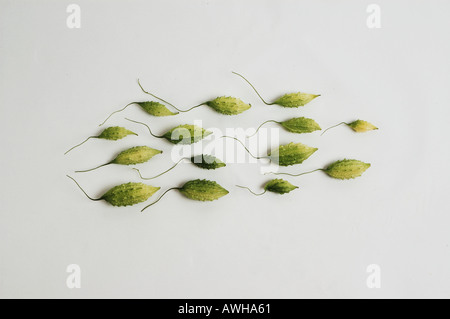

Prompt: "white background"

[1,0,450,298]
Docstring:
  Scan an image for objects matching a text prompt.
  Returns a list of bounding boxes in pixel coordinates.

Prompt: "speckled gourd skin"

[163,125,212,144]
[190,155,226,170]
[137,101,178,116]
[273,92,320,108]
[97,127,137,140]
[206,96,251,115]
[111,146,162,165]
[280,117,321,134]
[101,183,160,206]
[347,120,378,133]
[268,142,318,166]
[264,179,298,194]
[325,159,371,179]
[179,179,229,201]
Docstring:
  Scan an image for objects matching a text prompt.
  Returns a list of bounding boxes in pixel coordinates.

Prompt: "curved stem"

[99,102,136,126]
[75,163,110,173]
[232,71,273,105]
[133,158,188,180]
[66,175,102,201]
[125,118,165,138]
[220,136,265,160]
[179,103,206,113]
[64,136,97,155]
[320,122,349,136]
[266,168,324,177]
[247,120,279,138]
[236,185,267,196]
[141,187,180,212]
[137,79,205,113]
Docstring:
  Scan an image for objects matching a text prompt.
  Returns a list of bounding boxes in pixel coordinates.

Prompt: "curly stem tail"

[221,136,265,160]
[99,102,136,126]
[236,185,267,196]
[141,187,180,212]
[247,120,279,138]
[133,158,188,180]
[75,163,110,173]
[64,136,96,155]
[321,122,348,136]
[66,175,102,201]
[137,79,204,113]
[266,168,324,177]
[125,118,165,139]
[232,71,273,105]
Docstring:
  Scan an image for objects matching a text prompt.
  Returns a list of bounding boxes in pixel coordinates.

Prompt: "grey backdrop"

[1,0,449,298]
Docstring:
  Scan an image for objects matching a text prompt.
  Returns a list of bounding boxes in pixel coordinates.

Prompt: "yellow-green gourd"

[268,143,318,166]
[126,118,212,144]
[237,179,298,195]
[65,126,137,155]
[138,79,251,115]
[222,137,318,167]
[141,179,229,211]
[248,117,321,137]
[67,175,160,207]
[100,100,178,126]
[75,146,162,173]
[269,159,371,180]
[232,72,320,108]
[321,120,378,135]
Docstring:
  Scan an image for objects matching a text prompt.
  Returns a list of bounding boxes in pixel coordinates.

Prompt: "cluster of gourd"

[66,72,377,212]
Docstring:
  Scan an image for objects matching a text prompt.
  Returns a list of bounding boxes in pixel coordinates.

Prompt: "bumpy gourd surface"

[264,179,298,194]
[274,92,319,108]
[190,155,226,170]
[206,96,251,115]
[137,101,178,116]
[179,179,229,201]
[325,159,371,179]
[98,127,137,140]
[348,120,378,132]
[112,146,162,165]
[163,125,212,144]
[268,142,318,166]
[101,183,160,206]
[281,117,321,133]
